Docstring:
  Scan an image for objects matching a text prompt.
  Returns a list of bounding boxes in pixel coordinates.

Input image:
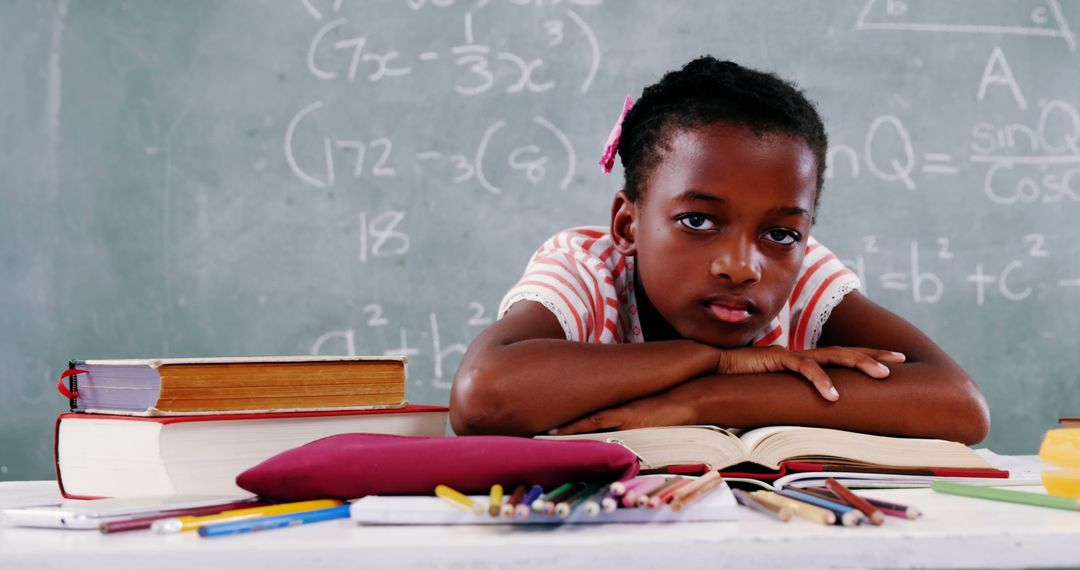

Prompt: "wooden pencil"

[670,474,725,512]
[733,488,792,522]
[752,491,835,525]
[827,478,885,525]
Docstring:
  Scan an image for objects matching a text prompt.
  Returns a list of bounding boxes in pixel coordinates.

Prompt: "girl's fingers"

[784,354,838,401]
[806,347,903,379]
[846,347,906,363]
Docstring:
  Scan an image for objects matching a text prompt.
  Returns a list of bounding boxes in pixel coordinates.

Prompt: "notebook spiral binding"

[58,361,84,412]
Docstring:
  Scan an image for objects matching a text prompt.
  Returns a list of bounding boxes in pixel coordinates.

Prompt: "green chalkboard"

[3,0,1079,480]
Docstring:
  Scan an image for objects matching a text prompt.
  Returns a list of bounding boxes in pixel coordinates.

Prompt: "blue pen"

[197,504,351,537]
[778,488,864,527]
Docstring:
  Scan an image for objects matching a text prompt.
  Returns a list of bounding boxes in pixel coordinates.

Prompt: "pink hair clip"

[598,94,635,173]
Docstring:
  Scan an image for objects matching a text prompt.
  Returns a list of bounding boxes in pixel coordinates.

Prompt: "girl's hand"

[716,346,906,402]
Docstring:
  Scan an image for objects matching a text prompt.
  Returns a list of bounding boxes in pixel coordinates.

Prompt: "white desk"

[3,480,1080,569]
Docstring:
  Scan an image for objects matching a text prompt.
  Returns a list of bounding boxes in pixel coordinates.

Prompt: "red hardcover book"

[54,405,449,499]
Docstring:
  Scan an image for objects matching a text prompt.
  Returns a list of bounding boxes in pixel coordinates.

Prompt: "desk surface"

[3,480,1080,570]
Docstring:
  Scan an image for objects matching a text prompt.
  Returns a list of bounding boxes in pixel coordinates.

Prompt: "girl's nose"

[709,238,761,285]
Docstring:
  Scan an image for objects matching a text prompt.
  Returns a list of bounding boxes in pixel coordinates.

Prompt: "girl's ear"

[610,190,638,256]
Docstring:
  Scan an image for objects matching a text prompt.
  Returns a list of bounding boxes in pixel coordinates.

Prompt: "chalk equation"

[310,301,497,389]
[284,99,577,193]
[826,45,1080,205]
[839,232,1080,307]
[302,4,600,95]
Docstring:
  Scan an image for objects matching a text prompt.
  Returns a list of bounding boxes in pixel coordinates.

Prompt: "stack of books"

[55,356,448,499]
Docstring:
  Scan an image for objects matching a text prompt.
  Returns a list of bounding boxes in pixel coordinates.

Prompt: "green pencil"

[931,481,1080,511]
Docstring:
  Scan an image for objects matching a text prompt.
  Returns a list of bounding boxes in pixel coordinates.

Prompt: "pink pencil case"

[236,433,640,501]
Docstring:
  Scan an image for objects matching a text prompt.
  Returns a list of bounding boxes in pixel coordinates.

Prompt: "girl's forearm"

[450,338,719,436]
[675,364,990,444]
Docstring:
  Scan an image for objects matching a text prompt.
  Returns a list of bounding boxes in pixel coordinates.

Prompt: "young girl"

[450,56,989,444]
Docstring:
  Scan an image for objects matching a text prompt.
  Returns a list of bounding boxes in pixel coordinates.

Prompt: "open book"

[541,425,1012,487]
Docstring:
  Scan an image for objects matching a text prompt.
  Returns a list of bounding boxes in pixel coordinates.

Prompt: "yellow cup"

[1041,469,1080,498]
[1039,428,1080,469]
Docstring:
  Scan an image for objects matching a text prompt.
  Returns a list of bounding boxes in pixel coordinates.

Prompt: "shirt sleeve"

[498,233,609,343]
[788,237,862,350]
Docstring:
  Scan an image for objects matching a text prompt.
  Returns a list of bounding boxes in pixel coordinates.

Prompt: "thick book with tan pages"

[54,405,449,499]
[64,356,407,415]
[541,425,1006,484]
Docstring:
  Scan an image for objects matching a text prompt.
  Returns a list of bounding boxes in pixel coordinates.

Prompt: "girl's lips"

[706,303,753,324]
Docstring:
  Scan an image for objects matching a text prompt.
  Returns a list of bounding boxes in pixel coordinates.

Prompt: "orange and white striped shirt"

[498,226,861,349]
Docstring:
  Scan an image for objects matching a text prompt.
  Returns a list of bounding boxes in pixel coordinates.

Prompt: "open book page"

[737,426,994,471]
[539,425,747,469]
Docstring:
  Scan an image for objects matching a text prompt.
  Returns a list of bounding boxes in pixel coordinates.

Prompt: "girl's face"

[612,123,818,347]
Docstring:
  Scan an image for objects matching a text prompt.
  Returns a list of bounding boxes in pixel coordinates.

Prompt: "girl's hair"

[618,56,828,204]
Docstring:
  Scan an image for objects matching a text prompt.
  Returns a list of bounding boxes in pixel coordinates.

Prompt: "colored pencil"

[733,489,791,522]
[198,504,350,537]
[435,484,483,514]
[517,485,544,518]
[534,482,576,515]
[804,486,921,519]
[556,483,603,518]
[582,485,617,516]
[648,478,694,508]
[100,500,267,533]
[623,477,669,508]
[502,484,528,518]
[488,484,504,517]
[150,499,343,534]
[670,470,721,504]
[932,481,1080,511]
[608,479,631,497]
[670,473,725,512]
[752,491,835,525]
[639,477,684,508]
[779,487,863,527]
[827,478,885,525]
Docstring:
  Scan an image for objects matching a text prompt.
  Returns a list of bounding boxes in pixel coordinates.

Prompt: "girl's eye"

[765,229,800,245]
[677,214,716,231]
